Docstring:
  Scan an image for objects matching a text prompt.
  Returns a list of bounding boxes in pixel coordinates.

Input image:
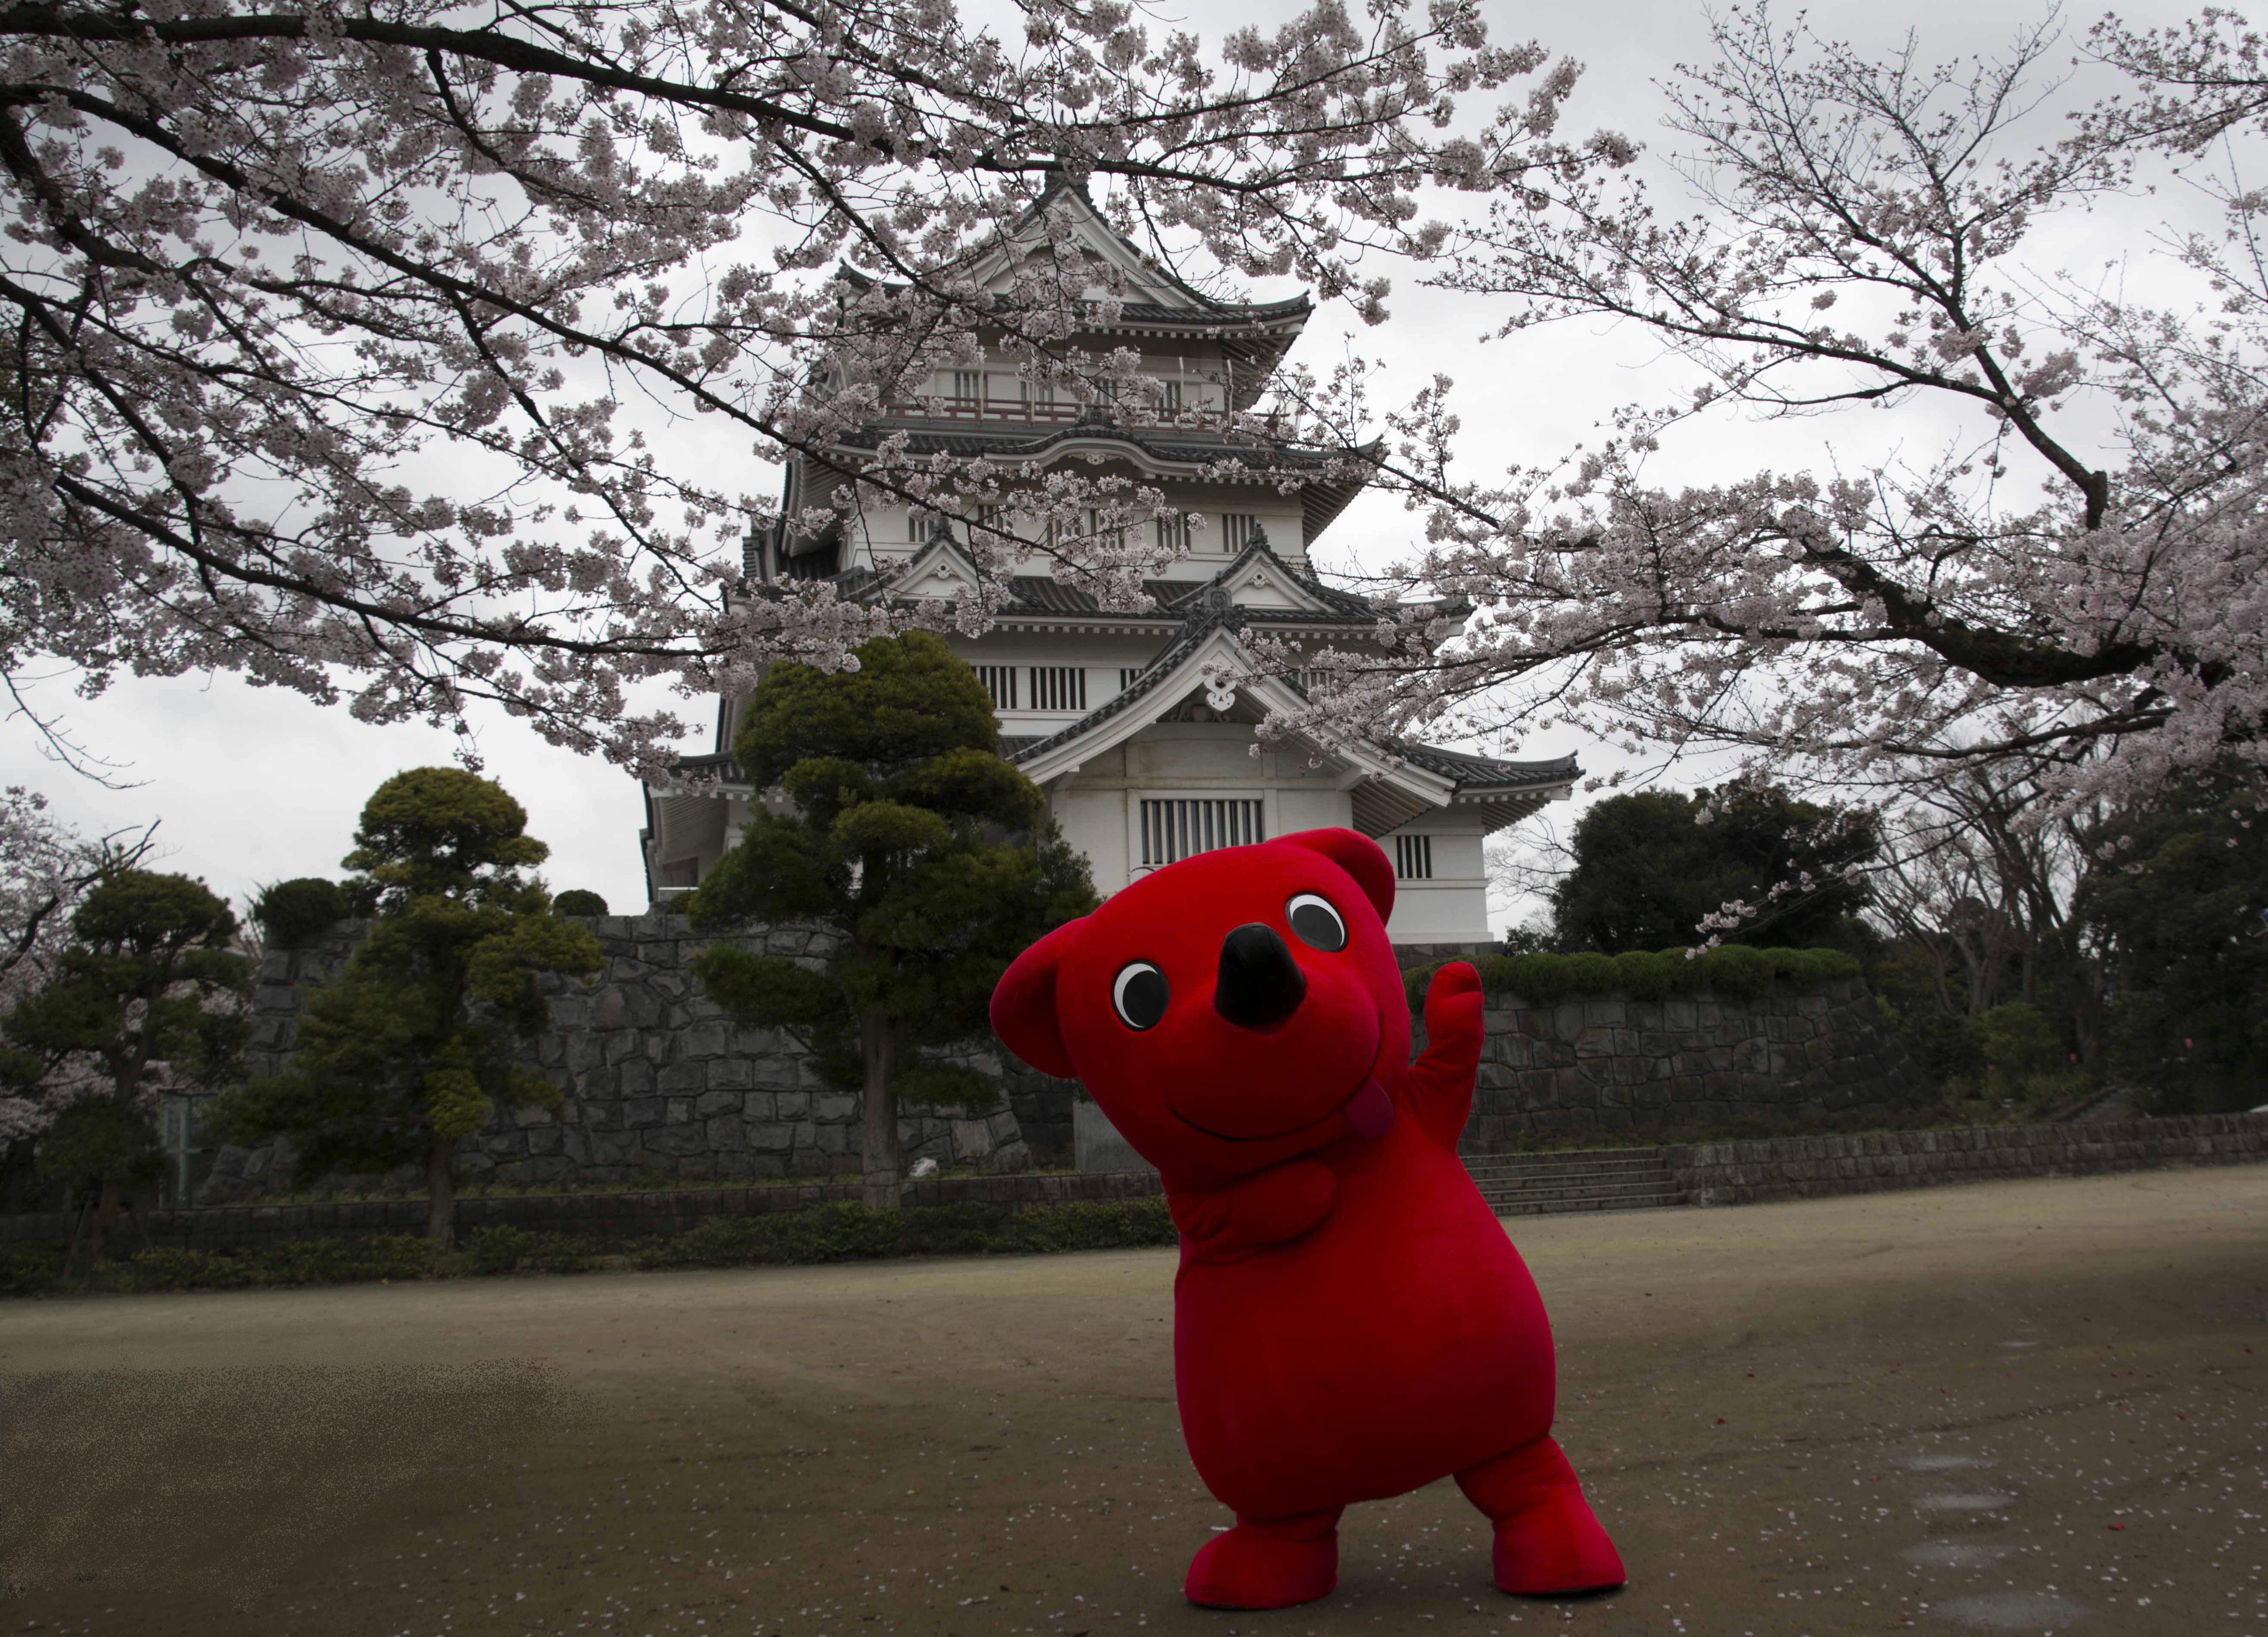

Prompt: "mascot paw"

[1489,1489,1626,1597]
[1183,1515,1340,1609]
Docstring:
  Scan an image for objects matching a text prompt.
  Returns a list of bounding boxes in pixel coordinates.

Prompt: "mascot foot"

[1457,1437,1626,1596]
[1183,1509,1343,1609]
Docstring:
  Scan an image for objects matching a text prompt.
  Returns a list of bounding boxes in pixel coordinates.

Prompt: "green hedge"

[0,1197,1180,1297]
[1404,946,1862,1011]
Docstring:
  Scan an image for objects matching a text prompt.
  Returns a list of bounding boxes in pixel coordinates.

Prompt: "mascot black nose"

[1214,922,1307,1030]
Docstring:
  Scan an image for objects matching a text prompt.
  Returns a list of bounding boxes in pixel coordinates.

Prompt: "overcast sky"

[0,0,2213,929]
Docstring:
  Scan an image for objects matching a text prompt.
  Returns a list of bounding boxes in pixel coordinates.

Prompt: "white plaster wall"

[1275,787,1354,835]
[1053,784,1131,895]
[1382,824,1491,943]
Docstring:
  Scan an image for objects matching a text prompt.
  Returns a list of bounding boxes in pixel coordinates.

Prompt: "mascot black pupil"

[1114,963,1169,1029]
[1287,894,1346,952]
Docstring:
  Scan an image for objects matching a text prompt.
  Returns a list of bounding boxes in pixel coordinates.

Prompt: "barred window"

[1118,667,1143,691]
[1162,379,1183,410]
[1028,666,1087,712]
[1154,514,1192,552]
[1393,834,1434,880]
[976,665,1019,710]
[951,370,982,406]
[905,509,927,543]
[1221,513,1261,551]
[1140,799,1265,868]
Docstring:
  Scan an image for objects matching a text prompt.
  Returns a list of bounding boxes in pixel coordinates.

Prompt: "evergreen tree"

[2,871,249,1260]
[1551,786,1879,954]
[210,770,601,1245]
[2078,771,2268,1113]
[687,633,1096,1208]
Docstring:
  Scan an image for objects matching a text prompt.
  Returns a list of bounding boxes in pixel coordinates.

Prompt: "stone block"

[774,1090,811,1119]
[812,1092,859,1123]
[708,1057,754,1091]
[644,1124,705,1158]
[679,1021,730,1060]
[950,1118,998,1163]
[657,1061,706,1096]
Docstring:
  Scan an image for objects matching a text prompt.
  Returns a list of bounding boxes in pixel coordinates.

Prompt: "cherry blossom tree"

[1273,6,2268,819]
[0,0,1595,771]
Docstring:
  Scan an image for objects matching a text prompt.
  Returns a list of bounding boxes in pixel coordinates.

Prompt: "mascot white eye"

[1112,961,1170,1030]
[1286,893,1346,952]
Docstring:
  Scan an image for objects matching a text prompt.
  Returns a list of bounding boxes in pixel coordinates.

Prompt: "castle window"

[976,665,1018,710]
[1118,667,1143,691]
[1222,513,1260,551]
[1162,379,1183,411]
[1155,514,1192,552]
[1393,834,1434,880]
[1028,666,1087,712]
[1140,799,1265,868]
[950,370,982,407]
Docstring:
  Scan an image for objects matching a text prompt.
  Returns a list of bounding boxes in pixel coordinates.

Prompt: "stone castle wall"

[205,914,1066,1200]
[206,921,1925,1198]
[1461,977,1932,1149]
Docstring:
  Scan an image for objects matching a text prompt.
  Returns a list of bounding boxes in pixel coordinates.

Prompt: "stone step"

[1465,1154,1670,1178]
[1462,1145,1687,1218]
[1473,1175,1677,1205]
[1488,1189,1688,1217]
[1460,1146,1671,1171]
[1460,1156,1678,1179]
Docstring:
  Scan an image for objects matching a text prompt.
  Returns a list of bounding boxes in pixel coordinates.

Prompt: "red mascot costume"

[989,828,1625,1610]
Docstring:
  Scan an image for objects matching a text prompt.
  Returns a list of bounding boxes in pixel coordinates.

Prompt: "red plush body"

[991,829,1625,1609]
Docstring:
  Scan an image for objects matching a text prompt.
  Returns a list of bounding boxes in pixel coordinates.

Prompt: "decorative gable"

[888,531,983,601]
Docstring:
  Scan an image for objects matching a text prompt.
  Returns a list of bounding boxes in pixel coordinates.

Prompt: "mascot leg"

[1182,1506,1343,1609]
[1455,1436,1626,1597]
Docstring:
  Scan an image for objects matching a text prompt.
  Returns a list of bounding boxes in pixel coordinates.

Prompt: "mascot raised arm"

[989,828,1626,1610]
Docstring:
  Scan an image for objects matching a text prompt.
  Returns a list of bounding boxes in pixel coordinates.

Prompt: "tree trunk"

[90,1178,122,1265]
[860,1011,902,1212]
[426,1133,457,1249]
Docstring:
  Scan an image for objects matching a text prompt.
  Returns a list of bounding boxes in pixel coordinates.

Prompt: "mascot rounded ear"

[1279,828,1396,925]
[989,918,1084,1080]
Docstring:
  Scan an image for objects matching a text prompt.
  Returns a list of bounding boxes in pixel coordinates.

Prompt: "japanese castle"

[640,175,1575,943]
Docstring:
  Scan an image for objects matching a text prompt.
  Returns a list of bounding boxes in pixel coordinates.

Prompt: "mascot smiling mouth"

[1167,1073,1397,1145]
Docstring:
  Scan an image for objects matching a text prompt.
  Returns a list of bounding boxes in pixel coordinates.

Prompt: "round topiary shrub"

[552,889,609,917]
[251,876,347,948]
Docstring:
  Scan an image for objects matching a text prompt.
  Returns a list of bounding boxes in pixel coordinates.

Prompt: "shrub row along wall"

[1664,1113,2268,1206]
[24,1114,2263,1256]
[206,914,1074,1201]
[0,1169,1161,1253]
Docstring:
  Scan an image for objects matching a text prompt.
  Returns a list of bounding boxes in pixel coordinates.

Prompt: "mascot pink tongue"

[990,828,1626,1610]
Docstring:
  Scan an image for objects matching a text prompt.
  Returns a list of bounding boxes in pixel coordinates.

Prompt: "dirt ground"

[3,1168,2265,1637]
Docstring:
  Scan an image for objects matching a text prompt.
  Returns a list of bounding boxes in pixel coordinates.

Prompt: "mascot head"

[989,829,1411,1188]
